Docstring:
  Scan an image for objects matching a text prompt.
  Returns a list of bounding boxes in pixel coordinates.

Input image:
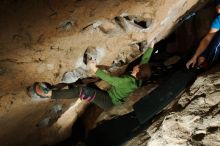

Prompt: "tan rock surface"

[0,0,210,145]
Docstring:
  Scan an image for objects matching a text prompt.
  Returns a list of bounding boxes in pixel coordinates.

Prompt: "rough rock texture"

[0,0,210,145]
[124,65,220,146]
[96,0,215,129]
[122,3,220,146]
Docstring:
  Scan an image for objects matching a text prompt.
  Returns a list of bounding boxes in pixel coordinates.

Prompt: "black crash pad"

[133,69,197,124]
[85,112,142,146]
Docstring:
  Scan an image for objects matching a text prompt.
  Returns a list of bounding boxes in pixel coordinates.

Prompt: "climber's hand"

[87,60,98,73]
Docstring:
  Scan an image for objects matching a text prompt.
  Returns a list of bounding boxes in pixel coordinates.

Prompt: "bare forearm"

[186,28,218,69]
[193,38,210,58]
[194,31,216,58]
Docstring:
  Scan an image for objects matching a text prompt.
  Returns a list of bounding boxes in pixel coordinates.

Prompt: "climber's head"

[215,0,220,13]
[132,64,151,80]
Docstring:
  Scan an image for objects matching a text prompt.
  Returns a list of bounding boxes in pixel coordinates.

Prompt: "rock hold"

[62,67,88,84]
[57,19,75,31]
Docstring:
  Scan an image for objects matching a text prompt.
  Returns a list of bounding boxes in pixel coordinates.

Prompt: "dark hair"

[136,64,151,80]
[215,0,220,6]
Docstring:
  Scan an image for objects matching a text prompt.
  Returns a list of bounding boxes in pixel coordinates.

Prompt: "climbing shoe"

[27,82,52,100]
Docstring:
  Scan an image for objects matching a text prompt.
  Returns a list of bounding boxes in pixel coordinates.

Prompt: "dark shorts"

[202,31,220,65]
[81,86,114,110]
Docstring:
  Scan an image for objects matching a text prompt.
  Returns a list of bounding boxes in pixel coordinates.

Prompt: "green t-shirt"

[95,47,153,105]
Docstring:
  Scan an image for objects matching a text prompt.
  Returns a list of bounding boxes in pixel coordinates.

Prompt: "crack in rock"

[57,19,75,31]
[124,15,152,29]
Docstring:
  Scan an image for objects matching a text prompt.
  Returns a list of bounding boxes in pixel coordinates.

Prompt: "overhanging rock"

[0,0,210,145]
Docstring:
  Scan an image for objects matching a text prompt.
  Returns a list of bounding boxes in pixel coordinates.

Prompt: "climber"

[28,47,153,110]
[186,0,220,69]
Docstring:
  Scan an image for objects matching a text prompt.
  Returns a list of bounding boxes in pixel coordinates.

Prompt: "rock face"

[0,0,211,145]
[123,3,220,146]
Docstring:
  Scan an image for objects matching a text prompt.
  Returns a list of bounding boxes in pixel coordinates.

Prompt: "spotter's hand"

[186,56,197,69]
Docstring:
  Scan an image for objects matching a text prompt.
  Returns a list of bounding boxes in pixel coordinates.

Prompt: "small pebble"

[0,68,6,75]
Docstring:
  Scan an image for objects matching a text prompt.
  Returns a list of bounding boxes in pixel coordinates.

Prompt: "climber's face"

[216,5,220,13]
[131,65,140,76]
